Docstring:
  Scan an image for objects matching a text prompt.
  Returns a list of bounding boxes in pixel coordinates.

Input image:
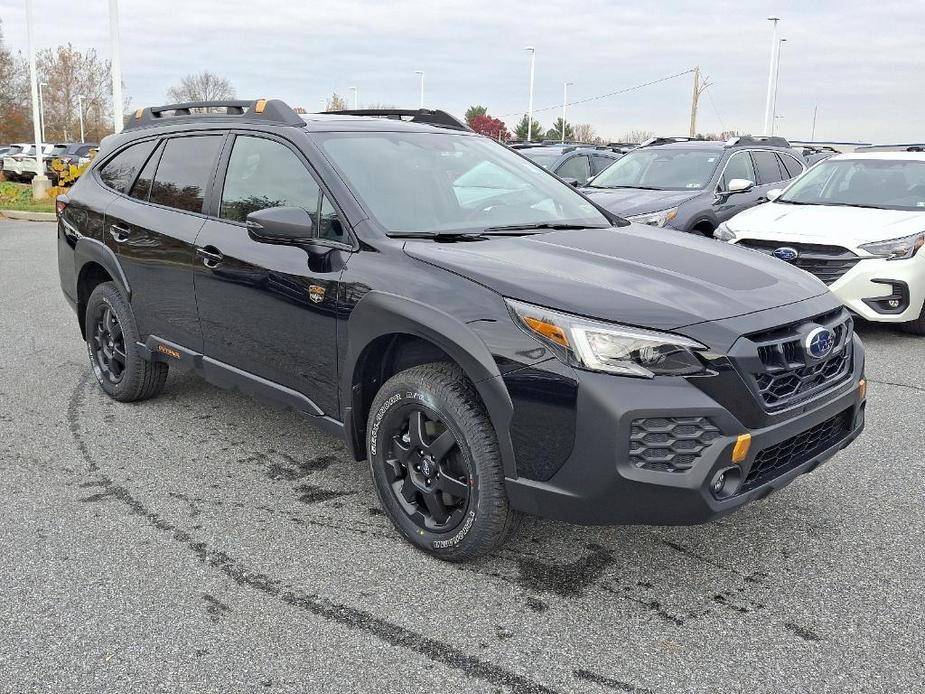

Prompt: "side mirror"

[766,188,784,202]
[725,178,754,194]
[561,177,580,187]
[246,206,314,244]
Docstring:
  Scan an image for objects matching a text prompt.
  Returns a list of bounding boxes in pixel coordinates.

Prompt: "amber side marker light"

[523,316,569,348]
[732,433,752,464]
[859,378,867,400]
[254,99,267,113]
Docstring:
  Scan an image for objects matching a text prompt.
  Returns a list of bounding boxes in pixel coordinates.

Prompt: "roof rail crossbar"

[855,144,925,152]
[725,135,791,148]
[125,99,305,130]
[637,136,700,148]
[326,108,470,131]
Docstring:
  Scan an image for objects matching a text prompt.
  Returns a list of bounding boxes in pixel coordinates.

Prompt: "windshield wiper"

[389,231,486,241]
[481,222,606,233]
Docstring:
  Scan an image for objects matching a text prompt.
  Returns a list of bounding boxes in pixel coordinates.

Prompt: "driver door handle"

[196,245,224,269]
[109,224,130,243]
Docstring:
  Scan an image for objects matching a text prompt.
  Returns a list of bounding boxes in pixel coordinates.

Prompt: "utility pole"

[77,95,86,142]
[109,0,124,133]
[763,16,781,135]
[688,66,712,138]
[25,0,50,200]
[525,46,535,141]
[810,105,818,141]
[561,81,573,143]
[770,38,787,135]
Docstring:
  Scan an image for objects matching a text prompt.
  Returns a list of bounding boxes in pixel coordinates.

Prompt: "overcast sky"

[1,0,922,143]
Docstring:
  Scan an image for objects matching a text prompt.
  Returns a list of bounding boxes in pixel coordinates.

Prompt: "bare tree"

[571,123,598,144]
[0,20,31,143]
[166,71,236,104]
[621,129,655,144]
[37,44,112,143]
[324,93,348,112]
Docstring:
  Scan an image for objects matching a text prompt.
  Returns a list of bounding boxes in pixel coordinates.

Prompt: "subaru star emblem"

[805,327,835,359]
[773,246,799,262]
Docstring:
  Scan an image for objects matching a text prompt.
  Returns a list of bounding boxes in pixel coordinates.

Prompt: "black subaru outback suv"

[57,99,866,561]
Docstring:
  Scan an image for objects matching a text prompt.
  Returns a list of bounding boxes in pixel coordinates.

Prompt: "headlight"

[714,222,736,241]
[626,207,679,228]
[506,299,708,378]
[859,232,924,261]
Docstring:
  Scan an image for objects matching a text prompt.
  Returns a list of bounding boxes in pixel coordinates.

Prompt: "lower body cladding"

[503,358,866,526]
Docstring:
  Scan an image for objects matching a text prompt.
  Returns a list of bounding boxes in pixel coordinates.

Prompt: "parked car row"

[2,142,98,184]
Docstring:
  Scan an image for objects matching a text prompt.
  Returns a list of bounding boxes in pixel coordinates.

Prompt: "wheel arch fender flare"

[343,291,517,477]
[74,236,131,300]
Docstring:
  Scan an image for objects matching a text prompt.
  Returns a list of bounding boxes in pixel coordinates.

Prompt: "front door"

[193,133,350,416]
[103,133,225,351]
[713,150,762,223]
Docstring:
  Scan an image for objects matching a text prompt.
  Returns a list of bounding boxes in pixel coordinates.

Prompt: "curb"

[1,209,56,222]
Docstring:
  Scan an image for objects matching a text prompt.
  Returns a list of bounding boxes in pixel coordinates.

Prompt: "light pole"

[525,46,536,141]
[414,71,424,108]
[24,0,49,200]
[38,81,47,141]
[77,95,86,142]
[349,86,358,109]
[109,0,124,133]
[762,16,780,135]
[770,38,787,135]
[561,81,573,143]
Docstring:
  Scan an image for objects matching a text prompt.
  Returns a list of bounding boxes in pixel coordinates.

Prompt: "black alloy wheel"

[91,303,127,384]
[384,407,471,532]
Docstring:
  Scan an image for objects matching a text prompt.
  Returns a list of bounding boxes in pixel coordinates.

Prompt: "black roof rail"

[854,144,925,152]
[125,99,305,130]
[725,135,791,148]
[325,108,470,131]
[637,136,701,148]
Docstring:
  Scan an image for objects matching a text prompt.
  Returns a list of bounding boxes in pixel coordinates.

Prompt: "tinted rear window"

[149,136,223,214]
[778,153,804,179]
[752,151,785,185]
[98,140,157,194]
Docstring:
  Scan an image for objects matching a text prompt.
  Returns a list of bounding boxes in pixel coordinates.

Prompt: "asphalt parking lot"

[1,219,923,693]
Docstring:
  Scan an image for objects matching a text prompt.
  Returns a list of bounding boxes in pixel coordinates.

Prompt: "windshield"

[588,148,721,191]
[317,132,609,234]
[779,158,925,211]
[518,150,561,169]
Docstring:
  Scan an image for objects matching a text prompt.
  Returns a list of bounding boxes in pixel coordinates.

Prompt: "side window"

[129,141,163,202]
[98,140,157,194]
[220,135,320,223]
[556,155,591,181]
[149,135,223,214]
[590,155,615,176]
[721,151,756,189]
[751,151,785,185]
[778,153,804,179]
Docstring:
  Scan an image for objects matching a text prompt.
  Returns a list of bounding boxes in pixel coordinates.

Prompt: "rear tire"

[901,301,925,335]
[367,362,520,562]
[85,282,168,402]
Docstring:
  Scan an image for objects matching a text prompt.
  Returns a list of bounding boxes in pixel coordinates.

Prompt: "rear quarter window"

[97,140,157,193]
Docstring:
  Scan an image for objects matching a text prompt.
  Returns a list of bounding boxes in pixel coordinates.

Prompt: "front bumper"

[830,255,924,323]
[505,353,865,526]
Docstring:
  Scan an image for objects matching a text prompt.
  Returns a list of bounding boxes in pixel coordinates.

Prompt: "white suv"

[715,152,925,334]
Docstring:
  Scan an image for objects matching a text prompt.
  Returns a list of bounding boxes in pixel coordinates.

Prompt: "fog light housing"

[709,466,743,499]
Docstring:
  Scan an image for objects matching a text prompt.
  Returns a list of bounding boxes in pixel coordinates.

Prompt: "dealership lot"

[1,220,923,693]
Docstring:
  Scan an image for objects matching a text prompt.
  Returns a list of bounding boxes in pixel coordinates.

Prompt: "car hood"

[729,202,925,246]
[403,225,828,331]
[581,188,700,217]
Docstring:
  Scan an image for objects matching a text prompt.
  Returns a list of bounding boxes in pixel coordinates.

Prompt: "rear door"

[750,150,789,201]
[192,132,350,416]
[103,133,225,351]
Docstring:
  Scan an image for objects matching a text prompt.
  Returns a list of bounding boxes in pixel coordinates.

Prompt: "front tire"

[367,362,519,561]
[85,282,168,402]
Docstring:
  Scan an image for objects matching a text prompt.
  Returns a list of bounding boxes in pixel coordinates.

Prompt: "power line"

[500,69,694,118]
[705,86,727,133]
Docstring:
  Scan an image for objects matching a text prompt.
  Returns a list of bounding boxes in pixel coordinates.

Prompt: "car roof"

[829,152,925,162]
[299,112,471,134]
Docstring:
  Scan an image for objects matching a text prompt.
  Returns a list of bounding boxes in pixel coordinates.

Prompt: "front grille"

[737,240,861,285]
[743,308,854,410]
[629,416,721,473]
[741,409,852,492]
